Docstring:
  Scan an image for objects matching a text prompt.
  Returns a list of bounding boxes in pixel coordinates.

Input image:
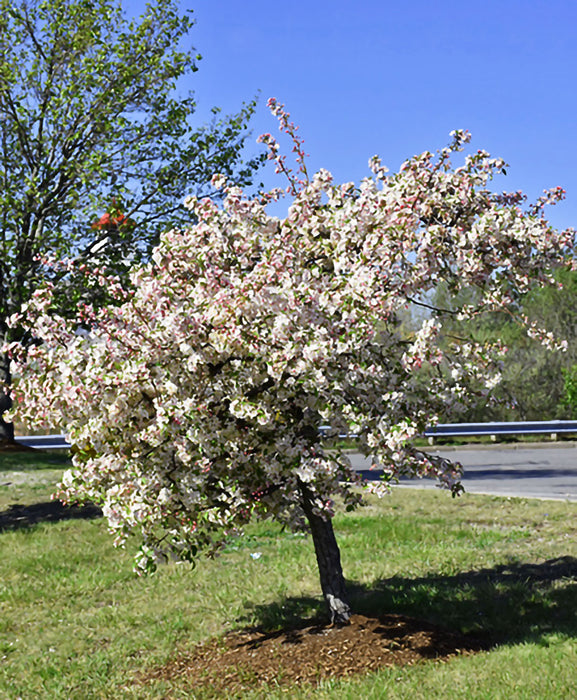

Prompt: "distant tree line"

[432,267,577,422]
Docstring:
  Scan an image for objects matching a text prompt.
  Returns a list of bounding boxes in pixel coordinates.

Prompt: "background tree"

[9,102,574,624]
[0,0,264,442]
[561,363,577,418]
[432,267,577,422]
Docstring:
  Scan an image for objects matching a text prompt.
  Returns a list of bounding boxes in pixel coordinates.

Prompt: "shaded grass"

[0,459,575,698]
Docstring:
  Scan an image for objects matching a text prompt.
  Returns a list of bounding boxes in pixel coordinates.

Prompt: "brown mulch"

[142,613,486,694]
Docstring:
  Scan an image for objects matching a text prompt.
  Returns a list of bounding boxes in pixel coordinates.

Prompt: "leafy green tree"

[561,364,577,418]
[495,269,577,420]
[0,0,264,441]
[432,268,577,422]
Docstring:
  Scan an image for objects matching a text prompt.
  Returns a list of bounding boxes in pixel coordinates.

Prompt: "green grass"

[0,450,71,510]
[0,453,575,698]
[0,449,71,471]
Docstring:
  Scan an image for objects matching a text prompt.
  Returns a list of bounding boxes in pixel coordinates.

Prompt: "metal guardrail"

[424,420,577,443]
[15,434,70,450]
[14,420,577,451]
[322,420,577,443]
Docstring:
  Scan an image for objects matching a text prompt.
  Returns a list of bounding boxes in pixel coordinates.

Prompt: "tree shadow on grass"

[239,594,327,633]
[0,500,102,531]
[350,556,577,645]
[240,557,577,647]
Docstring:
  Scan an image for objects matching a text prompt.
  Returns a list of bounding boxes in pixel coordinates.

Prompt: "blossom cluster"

[8,107,574,572]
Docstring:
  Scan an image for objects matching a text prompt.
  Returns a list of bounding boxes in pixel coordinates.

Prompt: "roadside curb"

[428,441,577,452]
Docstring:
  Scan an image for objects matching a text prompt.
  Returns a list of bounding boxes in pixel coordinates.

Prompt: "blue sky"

[173,0,577,229]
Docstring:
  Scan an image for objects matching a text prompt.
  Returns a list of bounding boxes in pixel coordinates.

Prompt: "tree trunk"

[0,348,14,445]
[299,483,351,625]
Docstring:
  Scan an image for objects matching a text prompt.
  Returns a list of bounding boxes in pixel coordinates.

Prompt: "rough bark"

[0,347,14,444]
[299,483,351,626]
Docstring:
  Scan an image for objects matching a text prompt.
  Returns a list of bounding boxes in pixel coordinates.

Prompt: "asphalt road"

[14,435,577,502]
[350,443,577,502]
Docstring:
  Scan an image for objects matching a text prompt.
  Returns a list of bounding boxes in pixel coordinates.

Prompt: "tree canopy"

[0,0,263,440]
[9,101,575,623]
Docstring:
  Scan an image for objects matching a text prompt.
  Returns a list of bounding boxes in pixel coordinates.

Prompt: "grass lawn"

[0,450,70,510]
[0,450,575,698]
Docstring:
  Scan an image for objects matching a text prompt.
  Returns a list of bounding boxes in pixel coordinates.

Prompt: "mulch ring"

[141,613,487,694]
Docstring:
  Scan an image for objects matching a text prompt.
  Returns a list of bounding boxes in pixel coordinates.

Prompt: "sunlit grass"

[0,455,575,698]
[0,450,70,510]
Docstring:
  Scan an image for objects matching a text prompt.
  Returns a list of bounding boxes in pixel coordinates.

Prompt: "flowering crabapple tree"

[8,100,575,625]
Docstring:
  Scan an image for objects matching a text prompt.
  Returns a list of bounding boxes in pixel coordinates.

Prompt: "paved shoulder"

[349,443,577,501]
